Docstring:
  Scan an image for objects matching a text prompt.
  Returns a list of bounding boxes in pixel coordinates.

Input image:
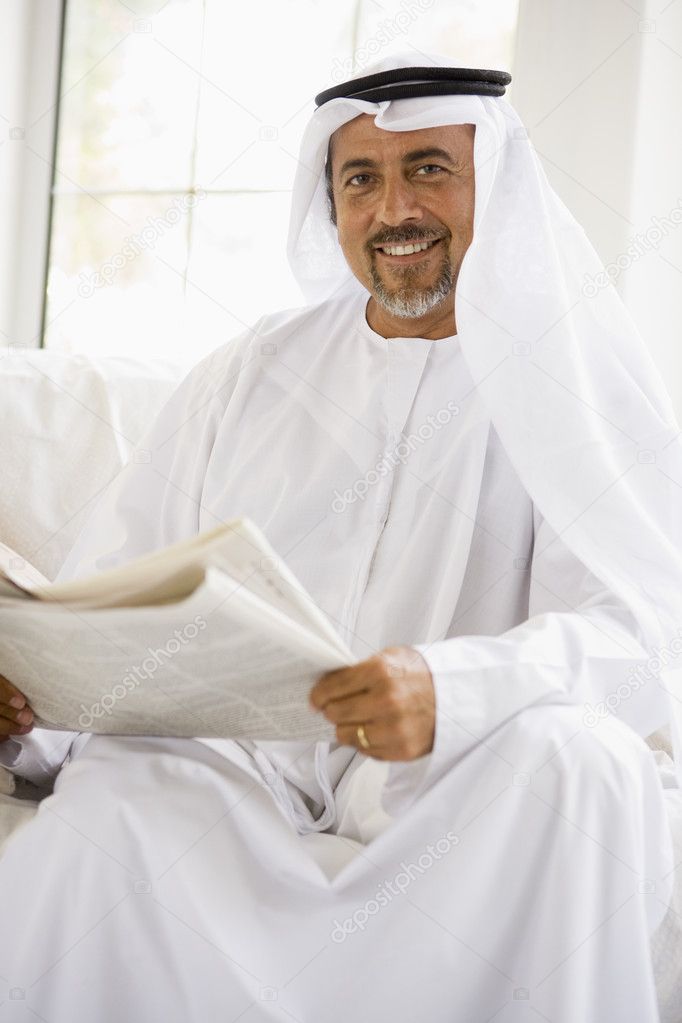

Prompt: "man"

[0,54,681,1022]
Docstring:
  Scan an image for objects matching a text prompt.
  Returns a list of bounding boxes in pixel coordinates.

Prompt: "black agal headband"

[314,66,512,108]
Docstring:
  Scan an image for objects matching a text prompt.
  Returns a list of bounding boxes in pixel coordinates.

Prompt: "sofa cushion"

[0,350,185,580]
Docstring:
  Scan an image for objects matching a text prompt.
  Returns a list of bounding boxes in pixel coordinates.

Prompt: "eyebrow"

[338,146,461,180]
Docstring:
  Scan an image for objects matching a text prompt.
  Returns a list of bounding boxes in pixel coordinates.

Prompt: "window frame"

[0,0,65,352]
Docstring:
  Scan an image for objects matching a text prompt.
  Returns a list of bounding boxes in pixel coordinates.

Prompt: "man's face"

[328,115,475,326]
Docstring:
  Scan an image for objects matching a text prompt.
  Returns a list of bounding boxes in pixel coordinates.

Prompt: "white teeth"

[380,240,436,256]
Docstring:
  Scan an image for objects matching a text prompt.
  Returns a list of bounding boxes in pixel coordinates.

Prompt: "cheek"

[336,201,374,241]
[444,207,474,246]
[338,223,370,266]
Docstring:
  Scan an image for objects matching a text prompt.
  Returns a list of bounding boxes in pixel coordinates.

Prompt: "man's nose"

[375,175,423,226]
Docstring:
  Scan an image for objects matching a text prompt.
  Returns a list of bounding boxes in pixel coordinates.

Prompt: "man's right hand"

[0,675,34,743]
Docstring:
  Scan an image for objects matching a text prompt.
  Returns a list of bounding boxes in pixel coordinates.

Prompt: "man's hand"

[309,645,435,761]
[0,674,34,743]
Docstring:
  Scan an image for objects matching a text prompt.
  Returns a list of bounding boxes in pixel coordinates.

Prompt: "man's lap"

[0,711,672,1022]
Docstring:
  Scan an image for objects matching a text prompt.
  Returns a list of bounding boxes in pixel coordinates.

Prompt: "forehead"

[330,114,475,161]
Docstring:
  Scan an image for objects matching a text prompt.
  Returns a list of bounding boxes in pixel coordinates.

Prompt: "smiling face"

[327,114,476,339]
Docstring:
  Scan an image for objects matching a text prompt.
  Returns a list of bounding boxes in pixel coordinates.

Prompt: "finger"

[320,691,393,726]
[0,715,33,736]
[0,704,34,726]
[0,675,28,709]
[335,719,393,753]
[336,716,432,761]
[310,657,381,709]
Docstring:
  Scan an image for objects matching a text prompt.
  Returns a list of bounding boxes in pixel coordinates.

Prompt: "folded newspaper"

[0,521,355,740]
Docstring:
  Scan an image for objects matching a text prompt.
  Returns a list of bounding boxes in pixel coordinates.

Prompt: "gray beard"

[369,254,454,319]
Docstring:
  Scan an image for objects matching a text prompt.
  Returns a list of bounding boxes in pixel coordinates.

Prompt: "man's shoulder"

[176,291,366,404]
[202,292,365,365]
[245,292,365,345]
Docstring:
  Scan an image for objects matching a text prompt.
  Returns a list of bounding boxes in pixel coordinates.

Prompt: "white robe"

[0,292,674,1021]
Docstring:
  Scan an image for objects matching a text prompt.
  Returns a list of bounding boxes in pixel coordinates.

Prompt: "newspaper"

[0,520,355,740]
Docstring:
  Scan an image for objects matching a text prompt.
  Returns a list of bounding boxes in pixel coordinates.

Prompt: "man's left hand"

[309,646,435,761]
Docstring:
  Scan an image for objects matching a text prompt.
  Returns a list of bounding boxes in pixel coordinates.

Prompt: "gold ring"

[356,724,371,750]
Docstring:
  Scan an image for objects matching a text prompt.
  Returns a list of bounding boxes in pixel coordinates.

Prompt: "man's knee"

[497,702,656,801]
[508,703,675,936]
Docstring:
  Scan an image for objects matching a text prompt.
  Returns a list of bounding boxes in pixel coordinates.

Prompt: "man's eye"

[415,164,446,176]
[347,174,372,186]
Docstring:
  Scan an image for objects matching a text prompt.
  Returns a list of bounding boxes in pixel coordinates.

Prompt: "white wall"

[0,0,63,350]
[625,0,682,417]
[513,0,682,416]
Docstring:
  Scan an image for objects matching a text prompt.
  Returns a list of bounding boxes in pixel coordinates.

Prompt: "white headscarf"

[288,52,682,785]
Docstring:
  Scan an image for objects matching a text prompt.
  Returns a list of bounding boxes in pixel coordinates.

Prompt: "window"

[43,0,520,360]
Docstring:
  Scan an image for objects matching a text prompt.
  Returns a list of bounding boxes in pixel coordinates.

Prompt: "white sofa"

[0,349,184,829]
[0,349,680,1015]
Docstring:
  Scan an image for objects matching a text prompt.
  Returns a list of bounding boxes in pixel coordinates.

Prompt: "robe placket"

[338,338,433,648]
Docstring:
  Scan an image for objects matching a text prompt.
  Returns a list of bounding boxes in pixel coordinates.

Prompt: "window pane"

[183,192,302,359]
[56,0,203,192]
[44,193,190,358]
[194,0,355,191]
[354,0,520,83]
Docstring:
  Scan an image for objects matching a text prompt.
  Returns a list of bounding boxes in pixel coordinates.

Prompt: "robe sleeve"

[381,502,669,815]
[0,327,258,785]
[0,730,78,789]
